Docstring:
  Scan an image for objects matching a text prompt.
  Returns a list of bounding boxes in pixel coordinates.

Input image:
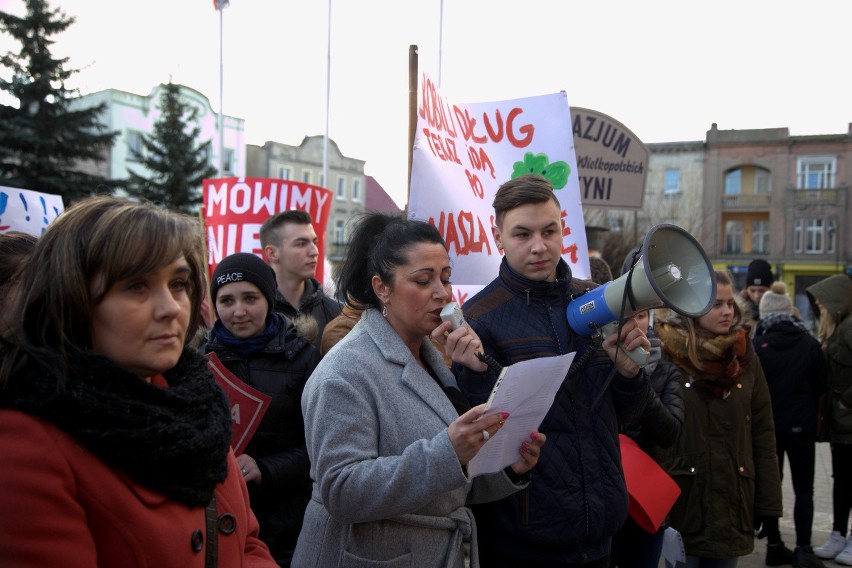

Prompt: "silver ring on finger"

[482,429,490,442]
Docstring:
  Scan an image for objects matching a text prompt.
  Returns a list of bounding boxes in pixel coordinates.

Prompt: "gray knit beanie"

[759,281,793,319]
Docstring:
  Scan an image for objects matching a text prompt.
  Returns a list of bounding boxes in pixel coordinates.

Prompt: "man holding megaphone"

[455,174,661,567]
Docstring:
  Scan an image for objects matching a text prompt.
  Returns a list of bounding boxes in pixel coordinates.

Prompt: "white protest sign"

[408,74,589,303]
[0,186,64,236]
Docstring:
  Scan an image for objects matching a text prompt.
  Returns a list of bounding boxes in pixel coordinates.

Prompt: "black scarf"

[1,349,232,507]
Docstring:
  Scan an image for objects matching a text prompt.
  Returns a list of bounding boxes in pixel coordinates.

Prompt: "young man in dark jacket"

[455,174,653,567]
[260,209,341,352]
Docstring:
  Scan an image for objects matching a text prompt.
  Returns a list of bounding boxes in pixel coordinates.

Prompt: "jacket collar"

[361,308,460,426]
[498,257,573,298]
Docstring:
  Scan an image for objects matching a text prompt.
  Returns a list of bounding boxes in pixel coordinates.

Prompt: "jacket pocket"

[341,551,412,567]
[736,464,756,532]
[665,457,703,534]
[831,398,852,436]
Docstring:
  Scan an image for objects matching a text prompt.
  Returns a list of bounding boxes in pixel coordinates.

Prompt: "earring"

[382,304,388,317]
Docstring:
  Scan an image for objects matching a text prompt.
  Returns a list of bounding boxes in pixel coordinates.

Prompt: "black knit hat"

[210,253,277,316]
[746,259,774,287]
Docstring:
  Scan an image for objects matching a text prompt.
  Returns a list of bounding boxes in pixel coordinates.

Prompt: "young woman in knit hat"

[738,259,775,337]
[753,281,828,568]
[202,252,320,567]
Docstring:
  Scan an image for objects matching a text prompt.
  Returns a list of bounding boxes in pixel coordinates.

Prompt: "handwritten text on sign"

[408,73,589,289]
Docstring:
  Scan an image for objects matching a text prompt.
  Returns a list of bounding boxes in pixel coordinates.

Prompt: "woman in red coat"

[0,196,277,568]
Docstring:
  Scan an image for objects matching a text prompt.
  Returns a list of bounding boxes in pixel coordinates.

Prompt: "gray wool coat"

[291,308,527,568]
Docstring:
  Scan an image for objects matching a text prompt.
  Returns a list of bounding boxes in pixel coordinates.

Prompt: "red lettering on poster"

[431,210,494,257]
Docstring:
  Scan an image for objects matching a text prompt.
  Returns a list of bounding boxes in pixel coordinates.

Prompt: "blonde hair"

[816,303,837,343]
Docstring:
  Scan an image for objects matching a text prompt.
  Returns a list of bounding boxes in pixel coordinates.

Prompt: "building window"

[797,156,836,189]
[278,167,291,180]
[127,131,144,161]
[828,219,837,254]
[334,219,345,245]
[793,220,803,253]
[724,220,743,253]
[663,168,680,194]
[352,179,361,201]
[302,170,312,184]
[200,145,211,167]
[752,220,769,254]
[337,177,346,200]
[607,217,623,232]
[222,149,234,174]
[725,169,741,195]
[754,170,770,194]
[805,219,825,253]
[319,173,325,188]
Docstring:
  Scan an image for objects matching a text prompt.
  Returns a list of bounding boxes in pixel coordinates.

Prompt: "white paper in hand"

[467,352,575,477]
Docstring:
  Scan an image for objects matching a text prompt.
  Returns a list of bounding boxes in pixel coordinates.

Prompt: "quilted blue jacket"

[455,258,652,564]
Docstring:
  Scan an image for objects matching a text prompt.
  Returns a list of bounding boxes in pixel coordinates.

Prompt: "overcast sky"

[1,0,849,208]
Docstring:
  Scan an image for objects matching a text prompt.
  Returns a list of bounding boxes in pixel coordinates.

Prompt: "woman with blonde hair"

[807,275,852,565]
[0,196,277,567]
[656,270,782,568]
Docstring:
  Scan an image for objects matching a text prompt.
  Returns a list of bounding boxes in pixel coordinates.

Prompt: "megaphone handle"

[599,321,650,368]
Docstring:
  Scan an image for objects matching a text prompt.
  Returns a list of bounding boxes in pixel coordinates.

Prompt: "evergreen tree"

[124,82,216,214]
[0,0,117,202]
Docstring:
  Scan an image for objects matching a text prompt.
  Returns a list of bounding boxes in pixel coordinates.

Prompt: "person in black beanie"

[203,252,320,567]
[739,259,775,336]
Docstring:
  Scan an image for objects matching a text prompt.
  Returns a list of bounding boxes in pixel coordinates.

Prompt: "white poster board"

[409,74,589,303]
[0,186,64,236]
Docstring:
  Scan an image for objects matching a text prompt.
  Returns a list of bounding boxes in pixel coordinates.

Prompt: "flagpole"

[438,0,443,88]
[218,3,225,177]
[323,0,331,189]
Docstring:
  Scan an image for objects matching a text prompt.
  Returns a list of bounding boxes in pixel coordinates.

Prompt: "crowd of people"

[0,175,850,568]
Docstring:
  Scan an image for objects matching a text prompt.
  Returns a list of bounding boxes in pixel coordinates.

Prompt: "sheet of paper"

[467,352,575,477]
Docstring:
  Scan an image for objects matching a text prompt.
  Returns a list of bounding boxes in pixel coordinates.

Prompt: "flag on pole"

[213,0,229,10]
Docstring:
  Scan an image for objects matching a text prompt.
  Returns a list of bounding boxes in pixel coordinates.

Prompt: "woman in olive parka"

[656,270,782,568]
[806,275,852,563]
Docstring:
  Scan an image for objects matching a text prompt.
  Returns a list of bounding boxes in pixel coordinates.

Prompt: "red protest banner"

[206,352,272,455]
[202,177,333,282]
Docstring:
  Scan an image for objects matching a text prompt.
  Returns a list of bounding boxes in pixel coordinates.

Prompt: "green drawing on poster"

[510,152,570,190]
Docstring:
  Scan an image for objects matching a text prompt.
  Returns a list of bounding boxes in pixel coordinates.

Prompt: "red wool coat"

[0,408,278,568]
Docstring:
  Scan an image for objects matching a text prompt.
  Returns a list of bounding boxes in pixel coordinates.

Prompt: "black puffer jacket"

[273,278,341,352]
[202,317,320,566]
[753,316,827,436]
[455,258,652,564]
[619,333,684,460]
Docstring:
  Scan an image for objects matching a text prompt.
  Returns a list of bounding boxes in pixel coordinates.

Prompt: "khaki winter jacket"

[659,356,782,558]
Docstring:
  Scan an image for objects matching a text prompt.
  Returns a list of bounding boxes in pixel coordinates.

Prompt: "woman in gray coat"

[292,214,545,567]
